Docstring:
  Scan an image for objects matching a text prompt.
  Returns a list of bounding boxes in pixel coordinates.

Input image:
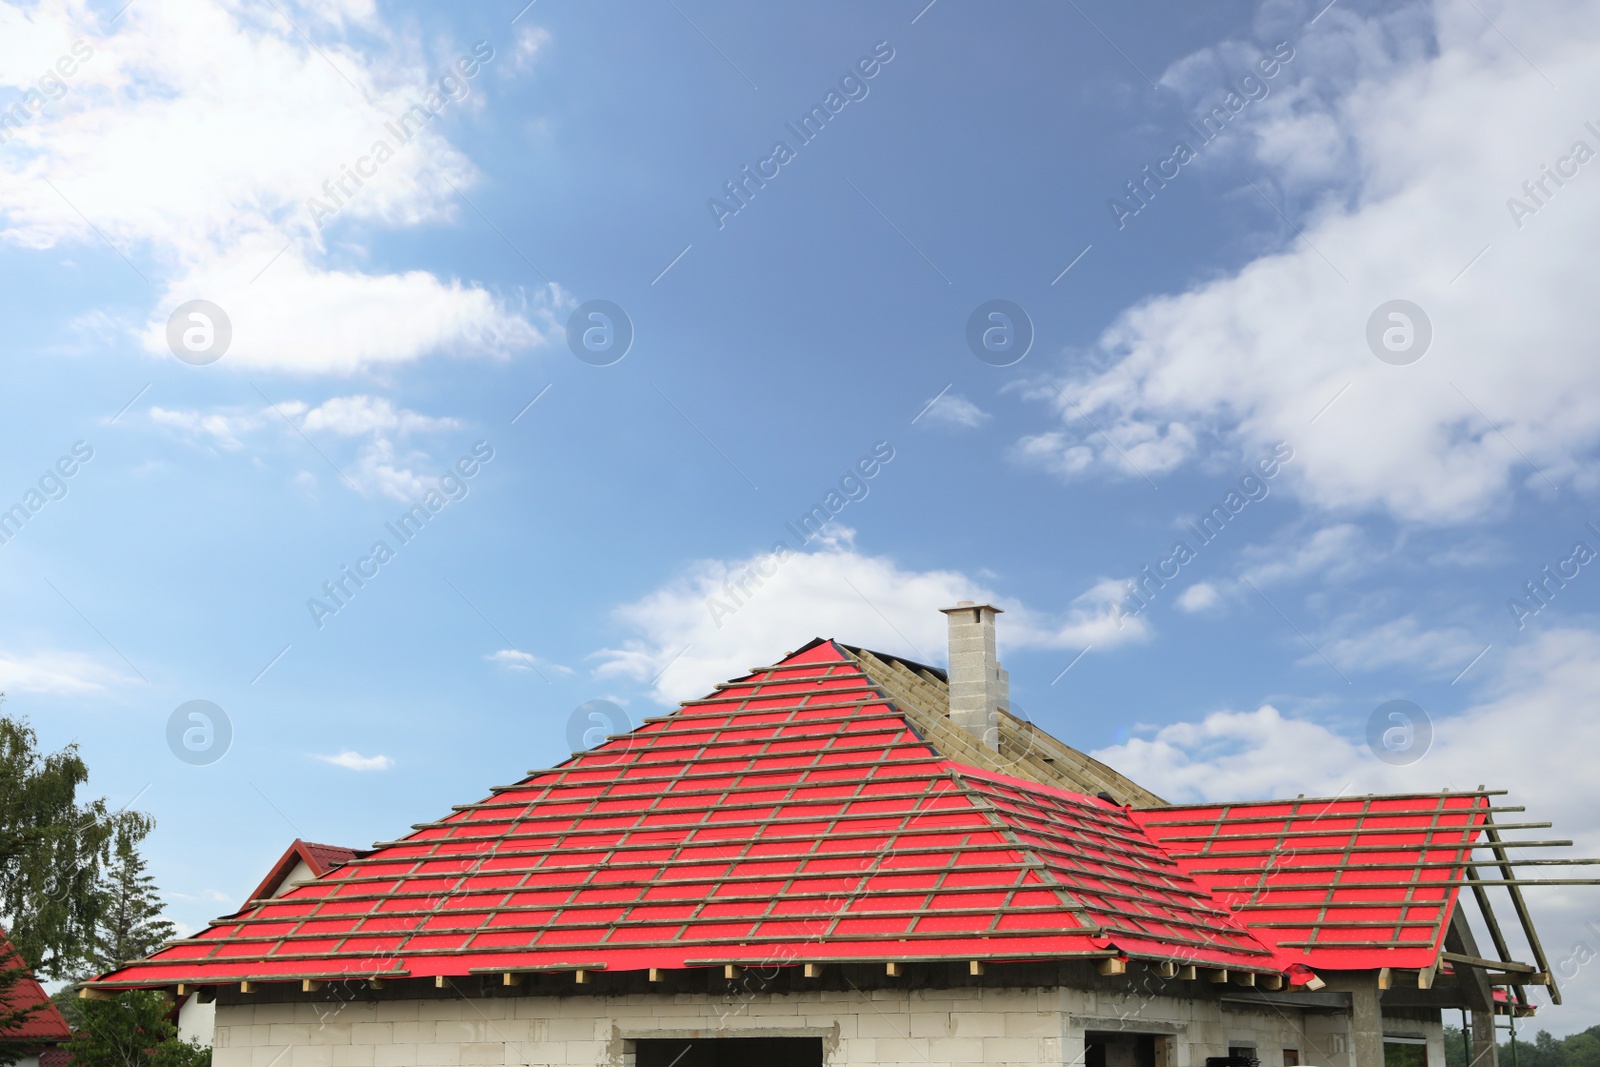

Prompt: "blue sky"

[6,0,1600,1029]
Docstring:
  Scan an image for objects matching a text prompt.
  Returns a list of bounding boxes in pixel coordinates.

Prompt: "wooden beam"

[302,980,325,993]
[1481,803,1562,1005]
[1207,969,1228,984]
[1156,962,1178,978]
[1304,974,1326,991]
[1096,958,1127,976]
[1261,974,1284,991]
[434,976,448,989]
[648,968,664,983]
[724,965,742,980]
[969,961,986,976]
[886,962,903,977]
[804,964,823,978]
[1176,965,1197,980]
[1418,964,1437,990]
[239,981,257,994]
[501,973,523,987]
[1377,968,1392,991]
[1490,973,1551,986]
[1232,972,1256,987]
[1442,952,1537,975]
[77,988,116,1002]
[574,970,590,985]
[369,978,385,990]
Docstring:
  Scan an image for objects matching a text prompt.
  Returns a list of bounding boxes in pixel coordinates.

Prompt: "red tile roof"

[0,931,71,1045]
[92,640,1295,988]
[1132,793,1490,970]
[245,840,362,906]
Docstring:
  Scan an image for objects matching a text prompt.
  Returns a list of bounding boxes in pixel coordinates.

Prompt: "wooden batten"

[1096,958,1127,976]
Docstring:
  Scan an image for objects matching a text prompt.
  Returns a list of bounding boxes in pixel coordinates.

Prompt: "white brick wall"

[210,984,1336,1067]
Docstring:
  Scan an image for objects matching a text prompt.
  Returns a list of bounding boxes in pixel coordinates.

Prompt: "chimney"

[939,601,1009,751]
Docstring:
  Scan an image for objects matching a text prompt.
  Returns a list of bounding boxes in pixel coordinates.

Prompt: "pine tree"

[90,833,177,975]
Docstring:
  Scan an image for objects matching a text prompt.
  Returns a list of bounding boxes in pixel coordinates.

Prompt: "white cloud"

[299,395,458,436]
[593,531,1150,704]
[1019,0,1600,524]
[0,0,558,374]
[916,391,990,430]
[148,406,264,450]
[1175,581,1220,612]
[486,648,571,675]
[0,649,129,694]
[313,750,394,771]
[1315,614,1483,676]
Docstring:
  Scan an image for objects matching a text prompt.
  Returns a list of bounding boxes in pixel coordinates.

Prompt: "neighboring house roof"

[1132,794,1490,971]
[89,639,1295,988]
[245,840,362,905]
[0,930,71,1045]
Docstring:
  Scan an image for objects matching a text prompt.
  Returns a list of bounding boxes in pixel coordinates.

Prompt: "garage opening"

[634,1038,825,1067]
[1085,1030,1159,1067]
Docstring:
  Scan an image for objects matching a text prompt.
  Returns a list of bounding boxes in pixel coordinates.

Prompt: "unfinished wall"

[209,984,1326,1067]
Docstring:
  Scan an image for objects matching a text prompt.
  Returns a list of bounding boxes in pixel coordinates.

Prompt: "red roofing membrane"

[97,640,1291,987]
[1132,794,1489,970]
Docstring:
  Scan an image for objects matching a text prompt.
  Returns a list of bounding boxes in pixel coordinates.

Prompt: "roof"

[1132,793,1490,971]
[0,930,71,1045]
[246,840,362,905]
[92,639,1292,988]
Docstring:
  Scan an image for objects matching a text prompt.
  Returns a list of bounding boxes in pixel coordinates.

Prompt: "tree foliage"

[67,992,210,1067]
[1445,1025,1600,1067]
[0,709,155,1052]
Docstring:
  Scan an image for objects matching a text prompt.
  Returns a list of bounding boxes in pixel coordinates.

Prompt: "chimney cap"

[939,602,1003,615]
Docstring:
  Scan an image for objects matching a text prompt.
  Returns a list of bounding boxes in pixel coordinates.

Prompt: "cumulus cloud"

[1175,581,1220,612]
[1019,0,1600,524]
[0,0,558,373]
[486,648,571,675]
[593,531,1150,704]
[313,750,394,771]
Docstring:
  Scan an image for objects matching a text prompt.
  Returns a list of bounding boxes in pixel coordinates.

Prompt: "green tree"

[89,833,177,976]
[0,710,153,1051]
[67,992,210,1067]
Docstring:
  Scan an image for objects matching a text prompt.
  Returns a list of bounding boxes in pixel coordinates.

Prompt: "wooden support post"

[501,973,523,987]
[804,964,823,978]
[1207,969,1229,984]
[1097,958,1127,976]
[969,961,986,976]
[648,969,664,983]
[724,965,742,980]
[574,970,590,985]
[886,962,903,977]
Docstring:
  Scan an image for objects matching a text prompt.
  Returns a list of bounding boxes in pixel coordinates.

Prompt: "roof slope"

[1132,793,1489,970]
[94,640,1285,988]
[0,931,70,1045]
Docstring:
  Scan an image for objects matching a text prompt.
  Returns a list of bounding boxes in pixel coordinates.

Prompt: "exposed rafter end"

[724,965,742,980]
[1156,962,1177,979]
[434,976,448,989]
[1418,964,1438,990]
[1377,967,1392,991]
[1231,972,1256,987]
[1261,974,1284,991]
[501,973,524,987]
[886,962,904,977]
[969,961,986,976]
[1096,958,1127,976]
[803,964,823,978]
[239,981,257,994]
[1206,969,1228,984]
[1304,974,1327,991]
[302,980,325,993]
[574,970,591,985]
[648,969,664,983]
[77,987,116,1001]
[1177,965,1197,980]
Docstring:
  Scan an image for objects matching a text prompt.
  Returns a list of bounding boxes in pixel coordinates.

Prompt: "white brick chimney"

[939,601,1008,751]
